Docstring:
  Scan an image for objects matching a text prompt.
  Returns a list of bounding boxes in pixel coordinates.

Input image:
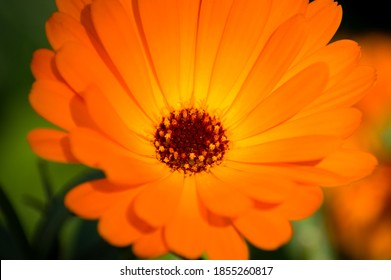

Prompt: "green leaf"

[37,159,53,200]
[70,219,137,260]
[23,195,45,213]
[155,253,182,260]
[249,242,289,260]
[0,184,32,258]
[31,167,105,259]
[0,224,24,259]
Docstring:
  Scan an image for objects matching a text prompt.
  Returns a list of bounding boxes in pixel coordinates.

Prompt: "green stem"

[0,184,32,258]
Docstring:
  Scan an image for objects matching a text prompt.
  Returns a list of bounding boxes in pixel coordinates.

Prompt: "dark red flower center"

[154,108,229,175]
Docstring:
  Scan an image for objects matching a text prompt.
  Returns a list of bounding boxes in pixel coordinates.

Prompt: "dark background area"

[338,0,391,34]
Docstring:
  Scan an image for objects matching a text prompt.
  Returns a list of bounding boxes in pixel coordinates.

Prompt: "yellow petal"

[202,0,272,106]
[138,0,201,105]
[192,0,235,102]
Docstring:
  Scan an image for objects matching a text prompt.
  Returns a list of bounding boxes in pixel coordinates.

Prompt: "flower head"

[28,0,377,259]
[325,34,391,259]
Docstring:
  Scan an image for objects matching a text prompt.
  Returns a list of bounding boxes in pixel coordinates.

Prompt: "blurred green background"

[0,0,390,260]
[0,0,105,259]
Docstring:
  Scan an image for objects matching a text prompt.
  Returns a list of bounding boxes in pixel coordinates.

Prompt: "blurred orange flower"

[326,34,391,260]
[28,0,376,259]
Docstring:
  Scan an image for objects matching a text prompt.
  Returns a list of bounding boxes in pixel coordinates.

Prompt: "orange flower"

[28,0,377,259]
[325,34,391,260]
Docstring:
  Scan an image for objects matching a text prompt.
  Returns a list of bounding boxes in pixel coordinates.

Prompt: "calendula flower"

[325,34,391,260]
[28,0,377,259]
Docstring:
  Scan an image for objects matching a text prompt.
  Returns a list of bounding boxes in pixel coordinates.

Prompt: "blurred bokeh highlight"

[1,0,391,259]
[325,33,391,260]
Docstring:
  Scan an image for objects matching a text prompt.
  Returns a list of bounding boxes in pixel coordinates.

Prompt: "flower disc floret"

[154,108,229,174]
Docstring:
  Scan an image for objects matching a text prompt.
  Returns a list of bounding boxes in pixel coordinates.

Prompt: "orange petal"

[200,0,272,106]
[98,191,151,247]
[301,66,376,116]
[82,86,155,152]
[211,165,294,203]
[46,12,92,51]
[132,229,169,259]
[164,176,208,259]
[91,0,167,119]
[227,135,343,163]
[66,91,96,128]
[305,0,335,17]
[55,42,151,135]
[192,0,235,102]
[221,15,307,124]
[196,0,307,106]
[29,74,95,130]
[133,173,184,227]
[261,0,307,37]
[27,129,77,163]
[55,0,93,20]
[138,0,201,105]
[64,179,135,219]
[231,62,329,140]
[293,1,341,63]
[235,108,362,145]
[69,127,169,186]
[286,40,361,95]
[29,80,78,130]
[275,185,323,220]
[196,172,253,217]
[205,221,248,260]
[225,161,348,188]
[31,49,61,81]
[316,148,378,185]
[233,208,292,250]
